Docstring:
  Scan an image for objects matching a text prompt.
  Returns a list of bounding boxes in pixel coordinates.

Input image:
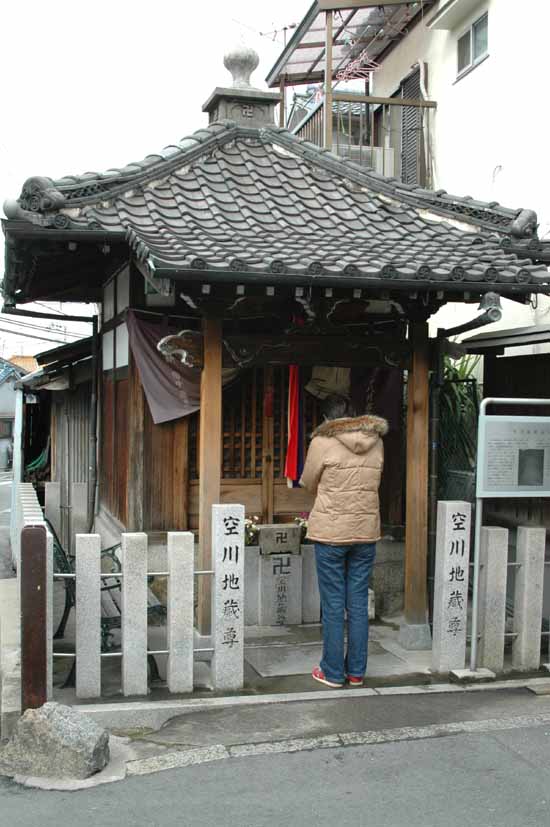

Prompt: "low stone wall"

[10,482,45,570]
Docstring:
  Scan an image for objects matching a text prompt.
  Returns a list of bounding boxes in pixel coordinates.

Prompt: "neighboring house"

[273,0,550,340]
[0,358,27,470]
[7,355,38,374]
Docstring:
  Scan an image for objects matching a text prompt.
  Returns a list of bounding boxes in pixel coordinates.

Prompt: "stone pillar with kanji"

[431,501,471,673]
[211,504,245,690]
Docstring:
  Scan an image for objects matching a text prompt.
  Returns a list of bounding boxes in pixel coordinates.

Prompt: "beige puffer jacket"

[300,414,388,545]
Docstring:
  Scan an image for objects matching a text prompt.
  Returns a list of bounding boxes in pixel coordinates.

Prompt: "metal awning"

[265,1,435,88]
[463,325,550,354]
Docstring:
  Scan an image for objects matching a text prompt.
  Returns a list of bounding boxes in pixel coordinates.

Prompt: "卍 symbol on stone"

[276,531,288,544]
[272,556,291,576]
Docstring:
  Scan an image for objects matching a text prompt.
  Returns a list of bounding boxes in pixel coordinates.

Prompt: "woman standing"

[300,414,387,688]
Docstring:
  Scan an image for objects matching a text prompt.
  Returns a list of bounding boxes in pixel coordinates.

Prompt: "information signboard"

[476,414,550,498]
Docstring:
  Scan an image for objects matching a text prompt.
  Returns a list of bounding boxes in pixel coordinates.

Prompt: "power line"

[32,301,68,316]
[0,326,68,345]
[0,316,83,338]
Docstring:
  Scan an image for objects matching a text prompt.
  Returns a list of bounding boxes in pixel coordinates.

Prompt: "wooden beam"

[197,316,223,635]
[126,350,145,530]
[404,322,430,627]
[261,367,275,524]
[332,92,437,109]
[324,10,334,150]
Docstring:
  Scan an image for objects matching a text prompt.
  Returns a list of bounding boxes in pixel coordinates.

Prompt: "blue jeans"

[314,542,376,684]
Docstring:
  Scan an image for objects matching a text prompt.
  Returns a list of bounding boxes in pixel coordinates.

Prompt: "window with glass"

[457,12,488,76]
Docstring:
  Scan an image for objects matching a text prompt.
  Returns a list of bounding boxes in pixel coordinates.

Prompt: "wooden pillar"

[324,10,333,150]
[173,417,189,530]
[197,316,223,635]
[127,351,145,531]
[261,367,275,524]
[402,321,431,646]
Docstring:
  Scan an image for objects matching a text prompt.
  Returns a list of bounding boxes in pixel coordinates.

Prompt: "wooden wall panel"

[115,378,129,526]
[101,377,114,514]
[143,403,189,532]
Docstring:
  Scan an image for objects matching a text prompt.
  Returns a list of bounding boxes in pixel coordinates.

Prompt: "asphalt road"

[2,717,550,827]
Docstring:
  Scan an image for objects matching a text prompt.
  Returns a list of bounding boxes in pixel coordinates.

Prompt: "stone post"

[244,547,260,626]
[431,501,471,673]
[75,534,101,699]
[121,532,148,696]
[478,527,508,673]
[167,532,194,693]
[211,504,245,691]
[259,554,303,626]
[512,527,546,671]
[302,545,320,624]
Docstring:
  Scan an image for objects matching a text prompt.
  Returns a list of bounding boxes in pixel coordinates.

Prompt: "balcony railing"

[290,94,434,188]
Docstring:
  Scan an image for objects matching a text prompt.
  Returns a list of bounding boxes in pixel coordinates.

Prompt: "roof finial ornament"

[224,45,260,90]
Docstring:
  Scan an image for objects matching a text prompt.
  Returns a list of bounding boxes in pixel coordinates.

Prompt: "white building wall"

[372,0,550,342]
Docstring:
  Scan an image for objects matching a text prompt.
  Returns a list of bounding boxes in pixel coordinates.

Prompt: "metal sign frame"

[476,413,550,499]
[470,397,550,673]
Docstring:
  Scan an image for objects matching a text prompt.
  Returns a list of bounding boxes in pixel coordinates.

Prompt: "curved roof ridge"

[5,119,539,242]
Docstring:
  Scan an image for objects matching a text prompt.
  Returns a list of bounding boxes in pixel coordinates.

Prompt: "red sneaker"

[311,666,344,688]
[346,675,364,687]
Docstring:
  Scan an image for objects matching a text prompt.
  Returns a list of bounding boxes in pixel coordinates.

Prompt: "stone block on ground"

[0,702,109,780]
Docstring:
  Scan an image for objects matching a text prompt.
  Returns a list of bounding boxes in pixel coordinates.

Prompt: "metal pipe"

[324,10,333,150]
[87,315,99,531]
[469,495,483,671]
[66,406,72,556]
[437,293,502,339]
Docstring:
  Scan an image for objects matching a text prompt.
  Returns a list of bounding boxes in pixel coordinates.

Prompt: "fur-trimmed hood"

[312,414,389,440]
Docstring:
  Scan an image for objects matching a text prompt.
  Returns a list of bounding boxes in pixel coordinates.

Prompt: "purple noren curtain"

[126,311,201,424]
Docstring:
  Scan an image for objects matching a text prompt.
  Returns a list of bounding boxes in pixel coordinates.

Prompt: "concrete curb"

[124,711,550,778]
[73,676,550,731]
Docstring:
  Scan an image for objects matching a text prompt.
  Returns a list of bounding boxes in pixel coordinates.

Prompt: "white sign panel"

[477,415,550,498]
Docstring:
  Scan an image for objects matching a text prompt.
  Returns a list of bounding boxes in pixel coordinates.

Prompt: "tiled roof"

[4,121,549,291]
[0,357,26,385]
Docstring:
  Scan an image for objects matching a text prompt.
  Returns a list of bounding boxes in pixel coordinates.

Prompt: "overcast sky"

[0,0,310,356]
